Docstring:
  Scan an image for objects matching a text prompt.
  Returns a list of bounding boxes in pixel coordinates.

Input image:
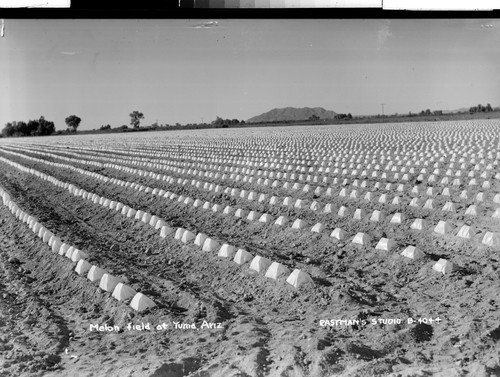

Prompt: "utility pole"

[381,103,385,116]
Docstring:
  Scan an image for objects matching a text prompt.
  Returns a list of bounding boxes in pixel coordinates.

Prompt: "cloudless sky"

[1,19,499,131]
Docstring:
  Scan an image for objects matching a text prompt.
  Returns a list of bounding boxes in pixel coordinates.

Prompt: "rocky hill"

[247,107,337,123]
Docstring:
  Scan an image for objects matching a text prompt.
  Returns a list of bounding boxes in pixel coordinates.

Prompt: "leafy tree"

[100,124,111,130]
[2,122,14,137]
[308,114,320,121]
[486,103,493,112]
[15,120,31,135]
[2,117,55,137]
[129,111,144,128]
[334,113,350,120]
[212,116,224,126]
[12,121,27,136]
[65,115,81,132]
[231,119,240,125]
[27,120,39,135]
[37,116,55,135]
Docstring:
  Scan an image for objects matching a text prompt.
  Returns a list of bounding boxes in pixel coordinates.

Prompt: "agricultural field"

[0,119,499,377]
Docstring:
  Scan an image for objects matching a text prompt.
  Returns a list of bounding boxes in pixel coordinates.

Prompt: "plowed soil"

[0,121,499,377]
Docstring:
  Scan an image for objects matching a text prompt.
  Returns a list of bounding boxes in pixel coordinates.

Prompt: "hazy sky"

[1,19,499,130]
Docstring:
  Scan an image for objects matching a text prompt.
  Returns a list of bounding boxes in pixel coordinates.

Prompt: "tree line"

[2,112,243,137]
[469,103,493,114]
[211,116,243,128]
[3,104,497,138]
[2,116,55,137]
[1,115,81,138]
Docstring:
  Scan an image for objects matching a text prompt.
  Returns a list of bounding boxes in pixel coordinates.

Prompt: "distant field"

[73,110,500,134]
[0,119,499,376]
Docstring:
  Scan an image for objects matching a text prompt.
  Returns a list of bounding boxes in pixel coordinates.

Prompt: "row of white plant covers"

[5,143,499,210]
[0,156,315,288]
[1,148,498,249]
[3,144,499,226]
[9,123,499,185]
[0,186,156,312]
[2,152,497,279]
[1,119,499,276]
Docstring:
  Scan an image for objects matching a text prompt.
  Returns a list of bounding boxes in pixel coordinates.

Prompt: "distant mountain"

[247,107,337,123]
[443,107,470,114]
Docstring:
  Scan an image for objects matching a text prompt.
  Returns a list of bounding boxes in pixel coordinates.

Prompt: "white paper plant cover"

[149,215,160,227]
[330,228,346,240]
[174,228,186,240]
[492,208,500,219]
[292,219,307,229]
[434,221,453,235]
[75,259,92,275]
[194,233,208,247]
[456,225,475,239]
[130,293,156,312]
[112,283,137,301]
[87,265,106,283]
[181,230,195,244]
[134,210,145,220]
[202,238,220,252]
[442,202,457,212]
[247,211,261,221]
[432,259,455,275]
[375,238,396,251]
[286,269,314,288]
[353,209,365,220]
[400,246,425,260]
[274,216,289,226]
[370,210,385,222]
[338,206,349,217]
[352,232,370,245]
[99,273,121,293]
[160,226,174,238]
[265,262,290,280]
[234,208,247,218]
[258,214,273,223]
[482,232,500,247]
[249,255,272,273]
[410,219,426,230]
[233,249,253,265]
[323,203,334,213]
[218,244,236,258]
[311,223,325,233]
[390,213,405,224]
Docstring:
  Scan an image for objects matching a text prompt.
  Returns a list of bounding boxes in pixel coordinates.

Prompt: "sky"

[1,19,499,131]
